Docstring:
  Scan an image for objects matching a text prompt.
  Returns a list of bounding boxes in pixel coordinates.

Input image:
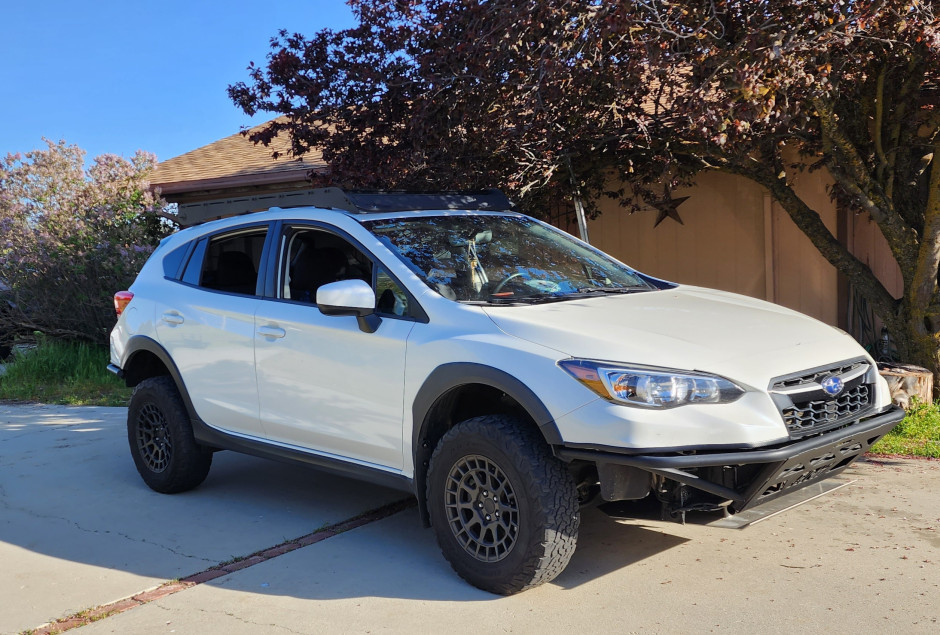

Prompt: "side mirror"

[316,279,381,333]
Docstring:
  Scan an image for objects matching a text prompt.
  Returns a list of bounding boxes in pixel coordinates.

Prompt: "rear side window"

[190,229,267,295]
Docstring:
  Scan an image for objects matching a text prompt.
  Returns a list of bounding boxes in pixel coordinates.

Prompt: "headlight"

[558,359,745,408]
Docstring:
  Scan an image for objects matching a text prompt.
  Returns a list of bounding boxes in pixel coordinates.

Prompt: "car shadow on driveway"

[0,404,690,608]
[188,504,690,604]
[0,406,406,578]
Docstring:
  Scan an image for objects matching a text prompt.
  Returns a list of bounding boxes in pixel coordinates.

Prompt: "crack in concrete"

[0,498,214,564]
[165,605,305,634]
[216,607,304,634]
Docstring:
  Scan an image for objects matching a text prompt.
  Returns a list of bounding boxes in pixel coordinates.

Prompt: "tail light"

[114,291,134,317]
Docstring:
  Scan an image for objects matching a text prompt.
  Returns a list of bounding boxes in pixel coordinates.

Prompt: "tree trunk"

[878,362,934,409]
[901,141,940,395]
[901,306,940,397]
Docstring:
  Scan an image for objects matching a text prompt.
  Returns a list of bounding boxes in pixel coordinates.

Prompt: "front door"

[254,226,415,470]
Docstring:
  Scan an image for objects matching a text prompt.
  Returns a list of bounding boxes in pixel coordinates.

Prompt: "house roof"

[151,121,327,196]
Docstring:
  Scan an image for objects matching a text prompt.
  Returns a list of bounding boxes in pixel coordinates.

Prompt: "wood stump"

[877,363,933,409]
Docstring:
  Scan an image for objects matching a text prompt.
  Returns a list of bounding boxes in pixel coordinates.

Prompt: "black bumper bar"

[556,405,905,512]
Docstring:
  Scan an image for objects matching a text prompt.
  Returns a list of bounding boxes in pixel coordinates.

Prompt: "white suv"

[109,189,903,594]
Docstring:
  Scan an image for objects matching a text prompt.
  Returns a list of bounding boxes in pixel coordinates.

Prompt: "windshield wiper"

[463,295,572,306]
[571,286,654,295]
[462,287,653,306]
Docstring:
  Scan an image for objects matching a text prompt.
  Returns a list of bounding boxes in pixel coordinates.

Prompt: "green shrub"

[0,337,129,406]
[870,398,940,458]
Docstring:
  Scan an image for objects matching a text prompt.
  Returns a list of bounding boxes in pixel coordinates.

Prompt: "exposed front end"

[553,357,904,520]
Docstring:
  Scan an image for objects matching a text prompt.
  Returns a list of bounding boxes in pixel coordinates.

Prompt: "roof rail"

[174,187,512,227]
[344,189,512,213]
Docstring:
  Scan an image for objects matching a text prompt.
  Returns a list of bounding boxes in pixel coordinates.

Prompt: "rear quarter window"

[181,239,208,286]
[162,243,190,279]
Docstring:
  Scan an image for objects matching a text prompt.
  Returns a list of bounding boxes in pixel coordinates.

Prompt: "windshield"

[363,214,655,303]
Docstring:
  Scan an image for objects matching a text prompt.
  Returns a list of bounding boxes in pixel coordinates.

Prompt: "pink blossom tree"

[0,140,167,345]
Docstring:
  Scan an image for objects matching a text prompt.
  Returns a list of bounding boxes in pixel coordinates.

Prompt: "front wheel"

[427,415,579,594]
[127,376,212,493]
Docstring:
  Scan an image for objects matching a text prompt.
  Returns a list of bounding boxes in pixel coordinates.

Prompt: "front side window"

[279,228,372,303]
[277,226,418,320]
[363,214,654,303]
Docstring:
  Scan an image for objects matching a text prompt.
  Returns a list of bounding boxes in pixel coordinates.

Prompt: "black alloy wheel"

[127,376,212,493]
[444,454,520,562]
[136,402,172,473]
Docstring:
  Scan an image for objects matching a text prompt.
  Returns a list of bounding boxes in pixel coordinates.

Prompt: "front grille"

[771,361,867,391]
[770,359,874,440]
[781,384,870,436]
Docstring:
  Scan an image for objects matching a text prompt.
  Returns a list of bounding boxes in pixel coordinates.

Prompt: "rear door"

[155,225,271,438]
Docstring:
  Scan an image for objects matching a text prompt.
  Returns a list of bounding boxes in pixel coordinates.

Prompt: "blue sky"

[0,1,356,163]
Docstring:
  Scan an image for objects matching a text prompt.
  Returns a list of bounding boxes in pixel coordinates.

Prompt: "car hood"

[481,286,870,388]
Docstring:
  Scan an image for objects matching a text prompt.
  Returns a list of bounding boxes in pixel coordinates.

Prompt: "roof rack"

[174,187,512,227]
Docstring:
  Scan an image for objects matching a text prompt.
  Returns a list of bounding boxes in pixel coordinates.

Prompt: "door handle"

[162,312,184,325]
[258,325,286,339]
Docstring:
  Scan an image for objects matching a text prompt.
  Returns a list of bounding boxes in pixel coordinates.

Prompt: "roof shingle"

[151,121,326,195]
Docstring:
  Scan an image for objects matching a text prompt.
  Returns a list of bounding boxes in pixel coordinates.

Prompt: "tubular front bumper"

[556,405,904,513]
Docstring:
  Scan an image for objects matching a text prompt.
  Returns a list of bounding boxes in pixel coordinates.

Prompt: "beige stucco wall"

[770,165,840,325]
[585,169,841,325]
[846,212,904,300]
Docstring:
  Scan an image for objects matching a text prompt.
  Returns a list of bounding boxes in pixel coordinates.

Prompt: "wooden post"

[877,363,934,409]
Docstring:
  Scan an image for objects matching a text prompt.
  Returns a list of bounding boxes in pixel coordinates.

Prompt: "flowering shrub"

[0,140,169,345]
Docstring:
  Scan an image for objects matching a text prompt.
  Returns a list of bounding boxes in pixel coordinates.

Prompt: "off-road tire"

[127,376,212,493]
[426,415,579,594]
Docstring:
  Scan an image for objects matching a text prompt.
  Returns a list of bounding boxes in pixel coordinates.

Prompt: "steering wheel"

[492,272,529,294]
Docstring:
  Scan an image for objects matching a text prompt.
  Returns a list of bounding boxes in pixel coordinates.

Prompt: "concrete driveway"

[1,404,938,634]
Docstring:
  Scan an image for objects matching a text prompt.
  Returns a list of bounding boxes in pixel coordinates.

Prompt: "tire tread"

[128,376,212,493]
[427,415,579,594]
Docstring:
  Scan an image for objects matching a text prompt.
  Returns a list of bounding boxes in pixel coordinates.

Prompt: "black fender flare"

[121,335,201,424]
[411,362,564,525]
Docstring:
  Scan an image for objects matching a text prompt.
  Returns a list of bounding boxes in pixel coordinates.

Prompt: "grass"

[870,398,940,458]
[0,338,130,406]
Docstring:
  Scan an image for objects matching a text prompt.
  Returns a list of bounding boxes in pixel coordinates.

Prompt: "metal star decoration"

[650,191,690,227]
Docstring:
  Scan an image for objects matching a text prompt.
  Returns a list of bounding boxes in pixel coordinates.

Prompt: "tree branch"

[814,98,918,277]
[721,161,900,323]
[884,57,920,201]
[873,67,889,185]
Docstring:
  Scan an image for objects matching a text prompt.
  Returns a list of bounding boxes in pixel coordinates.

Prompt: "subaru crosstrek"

[109,189,904,594]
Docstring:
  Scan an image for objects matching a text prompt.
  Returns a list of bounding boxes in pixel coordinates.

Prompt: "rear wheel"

[427,415,579,594]
[127,376,212,493]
